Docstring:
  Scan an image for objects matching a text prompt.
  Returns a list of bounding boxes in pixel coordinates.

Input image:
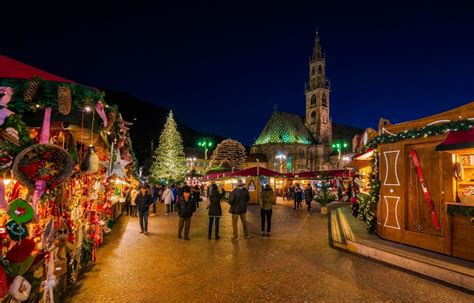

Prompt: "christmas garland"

[357,119,473,154]
[357,150,380,232]
[0,78,111,115]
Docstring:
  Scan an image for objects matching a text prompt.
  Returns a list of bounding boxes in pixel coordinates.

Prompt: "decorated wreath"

[12,144,73,190]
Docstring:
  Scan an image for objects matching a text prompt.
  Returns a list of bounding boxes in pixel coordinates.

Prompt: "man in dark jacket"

[135,185,153,234]
[177,185,197,240]
[228,179,250,241]
[304,184,314,212]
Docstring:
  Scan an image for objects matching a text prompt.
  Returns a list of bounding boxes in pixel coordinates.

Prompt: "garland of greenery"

[358,119,473,154]
[0,78,111,115]
[357,150,380,232]
[447,204,474,217]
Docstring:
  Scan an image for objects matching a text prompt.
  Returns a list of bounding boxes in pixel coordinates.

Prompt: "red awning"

[228,167,286,177]
[436,127,474,152]
[0,55,74,83]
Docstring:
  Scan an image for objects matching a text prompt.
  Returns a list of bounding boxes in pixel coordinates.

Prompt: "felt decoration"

[0,86,14,126]
[104,111,116,131]
[95,101,108,127]
[23,78,40,104]
[5,220,29,241]
[57,86,72,115]
[0,265,7,298]
[9,275,31,302]
[42,252,57,303]
[0,183,7,209]
[5,238,35,263]
[6,256,35,278]
[7,199,34,224]
[81,146,99,174]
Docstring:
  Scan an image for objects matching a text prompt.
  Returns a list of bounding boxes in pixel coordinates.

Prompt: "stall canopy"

[436,127,474,153]
[0,55,74,83]
[228,167,286,178]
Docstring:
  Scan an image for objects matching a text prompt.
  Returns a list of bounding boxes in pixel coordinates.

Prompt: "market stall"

[354,102,474,261]
[0,56,137,301]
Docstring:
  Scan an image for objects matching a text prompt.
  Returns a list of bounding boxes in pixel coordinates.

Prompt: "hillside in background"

[103,89,224,170]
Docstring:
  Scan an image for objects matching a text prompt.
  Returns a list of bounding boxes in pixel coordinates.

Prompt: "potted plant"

[314,183,337,215]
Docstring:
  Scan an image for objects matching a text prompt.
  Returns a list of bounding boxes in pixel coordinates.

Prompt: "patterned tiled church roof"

[254,111,316,145]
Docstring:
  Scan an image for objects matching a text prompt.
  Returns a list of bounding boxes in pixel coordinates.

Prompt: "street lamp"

[275,154,286,173]
[197,138,213,159]
[332,141,348,169]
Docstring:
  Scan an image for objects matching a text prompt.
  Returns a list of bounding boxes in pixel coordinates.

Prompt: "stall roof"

[436,127,474,153]
[229,167,286,177]
[0,55,74,83]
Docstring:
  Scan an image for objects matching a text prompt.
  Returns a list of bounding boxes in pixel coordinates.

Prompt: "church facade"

[250,33,334,173]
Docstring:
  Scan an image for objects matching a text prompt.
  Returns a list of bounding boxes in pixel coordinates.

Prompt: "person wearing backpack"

[207,183,222,240]
[261,184,275,236]
[228,179,250,241]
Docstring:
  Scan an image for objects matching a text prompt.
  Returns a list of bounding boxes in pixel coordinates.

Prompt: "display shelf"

[458,181,474,185]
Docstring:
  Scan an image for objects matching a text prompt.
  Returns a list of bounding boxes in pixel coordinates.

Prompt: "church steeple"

[312,31,324,60]
[305,31,332,145]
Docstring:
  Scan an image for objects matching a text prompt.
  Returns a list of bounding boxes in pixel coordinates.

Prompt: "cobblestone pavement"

[64,199,473,302]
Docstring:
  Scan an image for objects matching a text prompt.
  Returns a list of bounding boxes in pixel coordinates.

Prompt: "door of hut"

[402,139,447,253]
[379,143,404,242]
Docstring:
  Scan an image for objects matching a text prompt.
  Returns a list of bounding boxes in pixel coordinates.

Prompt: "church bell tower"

[305,32,332,144]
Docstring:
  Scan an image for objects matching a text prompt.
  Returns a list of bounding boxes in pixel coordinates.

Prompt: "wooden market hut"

[357,102,474,261]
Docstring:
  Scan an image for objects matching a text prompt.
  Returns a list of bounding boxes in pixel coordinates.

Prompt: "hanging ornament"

[57,86,72,115]
[5,220,29,241]
[95,101,108,128]
[9,276,31,302]
[23,78,40,104]
[80,146,100,174]
[104,111,116,131]
[7,199,34,224]
[0,87,14,126]
[42,251,57,303]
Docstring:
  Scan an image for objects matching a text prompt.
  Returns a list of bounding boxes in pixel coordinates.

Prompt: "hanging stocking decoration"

[95,101,108,128]
[0,183,7,209]
[0,87,14,126]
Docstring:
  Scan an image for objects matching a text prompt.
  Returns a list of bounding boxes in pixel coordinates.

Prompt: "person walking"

[293,183,303,210]
[130,186,139,217]
[124,186,132,215]
[170,184,178,213]
[207,183,222,240]
[135,185,152,234]
[261,184,275,236]
[161,185,174,216]
[304,184,314,212]
[150,184,159,216]
[177,185,197,240]
[228,179,250,241]
[193,185,201,208]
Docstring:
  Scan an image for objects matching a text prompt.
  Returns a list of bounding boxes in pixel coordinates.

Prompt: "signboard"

[248,181,256,192]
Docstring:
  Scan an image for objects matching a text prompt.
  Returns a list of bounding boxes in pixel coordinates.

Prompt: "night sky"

[3,1,474,145]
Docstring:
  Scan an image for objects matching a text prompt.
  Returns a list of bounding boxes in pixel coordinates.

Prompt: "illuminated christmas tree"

[209,139,247,170]
[150,111,187,183]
